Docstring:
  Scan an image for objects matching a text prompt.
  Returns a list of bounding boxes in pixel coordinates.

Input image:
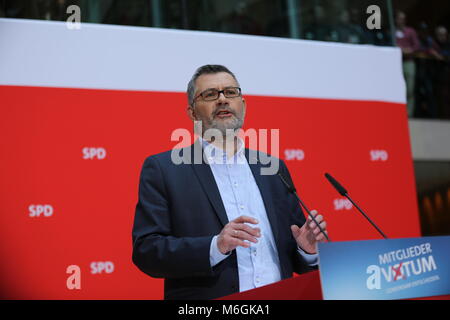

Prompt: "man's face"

[436,27,448,43]
[188,72,246,136]
[396,12,406,28]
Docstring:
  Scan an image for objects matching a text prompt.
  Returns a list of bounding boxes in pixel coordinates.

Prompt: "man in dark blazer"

[132,65,328,300]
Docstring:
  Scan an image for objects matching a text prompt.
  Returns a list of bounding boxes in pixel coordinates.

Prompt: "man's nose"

[216,91,228,104]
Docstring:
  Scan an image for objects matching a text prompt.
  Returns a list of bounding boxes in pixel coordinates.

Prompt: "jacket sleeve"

[131,156,215,279]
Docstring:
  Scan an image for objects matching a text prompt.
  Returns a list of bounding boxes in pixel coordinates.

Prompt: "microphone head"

[325,173,348,196]
[278,172,296,193]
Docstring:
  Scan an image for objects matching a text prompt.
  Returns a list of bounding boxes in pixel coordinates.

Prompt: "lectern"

[220,236,450,300]
[220,270,322,300]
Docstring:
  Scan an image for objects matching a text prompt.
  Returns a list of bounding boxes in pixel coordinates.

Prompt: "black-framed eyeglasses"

[193,87,242,103]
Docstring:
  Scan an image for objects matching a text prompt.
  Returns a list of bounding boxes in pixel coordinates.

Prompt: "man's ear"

[187,105,196,121]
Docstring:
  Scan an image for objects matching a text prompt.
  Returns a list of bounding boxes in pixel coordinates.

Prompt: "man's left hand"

[291,210,327,254]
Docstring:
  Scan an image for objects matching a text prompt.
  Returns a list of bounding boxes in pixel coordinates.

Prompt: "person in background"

[434,26,450,119]
[303,5,332,42]
[395,11,420,117]
[415,22,441,118]
[334,9,365,44]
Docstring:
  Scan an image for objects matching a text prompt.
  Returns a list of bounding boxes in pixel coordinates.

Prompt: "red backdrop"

[0,86,420,299]
[0,19,418,299]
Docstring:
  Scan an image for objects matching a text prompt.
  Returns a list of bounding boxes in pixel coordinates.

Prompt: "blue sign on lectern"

[318,236,450,300]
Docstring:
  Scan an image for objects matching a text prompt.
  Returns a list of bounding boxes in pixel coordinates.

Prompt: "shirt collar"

[198,136,246,164]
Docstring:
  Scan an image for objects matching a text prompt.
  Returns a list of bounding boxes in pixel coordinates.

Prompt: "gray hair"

[187,64,239,106]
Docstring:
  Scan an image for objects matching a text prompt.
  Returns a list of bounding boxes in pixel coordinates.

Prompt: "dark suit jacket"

[132,141,315,300]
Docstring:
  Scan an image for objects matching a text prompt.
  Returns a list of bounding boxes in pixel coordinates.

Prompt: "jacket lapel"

[188,141,281,240]
[189,141,229,227]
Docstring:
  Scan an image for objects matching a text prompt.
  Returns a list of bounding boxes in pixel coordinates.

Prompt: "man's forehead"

[195,72,238,90]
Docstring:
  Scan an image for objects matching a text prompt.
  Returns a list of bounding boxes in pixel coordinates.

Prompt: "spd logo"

[83,147,107,160]
[29,204,54,217]
[90,261,114,274]
[333,199,353,211]
[285,149,305,161]
[370,150,388,161]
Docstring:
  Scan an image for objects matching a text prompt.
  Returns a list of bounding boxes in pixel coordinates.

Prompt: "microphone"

[278,172,331,242]
[324,173,347,196]
[324,173,388,239]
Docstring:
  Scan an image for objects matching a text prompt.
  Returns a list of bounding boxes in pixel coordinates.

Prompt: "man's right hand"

[217,216,261,254]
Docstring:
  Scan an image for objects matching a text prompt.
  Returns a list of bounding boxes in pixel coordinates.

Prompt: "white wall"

[0,18,405,103]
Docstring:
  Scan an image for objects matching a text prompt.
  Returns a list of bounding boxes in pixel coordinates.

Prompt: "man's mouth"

[215,110,233,118]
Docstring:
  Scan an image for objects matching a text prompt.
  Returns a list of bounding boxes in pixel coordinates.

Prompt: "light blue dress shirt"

[200,138,318,293]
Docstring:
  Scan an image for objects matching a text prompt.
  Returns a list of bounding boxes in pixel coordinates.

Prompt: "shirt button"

[239,205,244,210]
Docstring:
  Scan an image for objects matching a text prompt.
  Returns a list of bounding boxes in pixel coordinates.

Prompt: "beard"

[195,106,245,137]
[209,114,244,135]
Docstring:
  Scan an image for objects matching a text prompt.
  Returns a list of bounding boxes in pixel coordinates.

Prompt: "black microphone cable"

[325,173,388,239]
[278,172,331,242]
